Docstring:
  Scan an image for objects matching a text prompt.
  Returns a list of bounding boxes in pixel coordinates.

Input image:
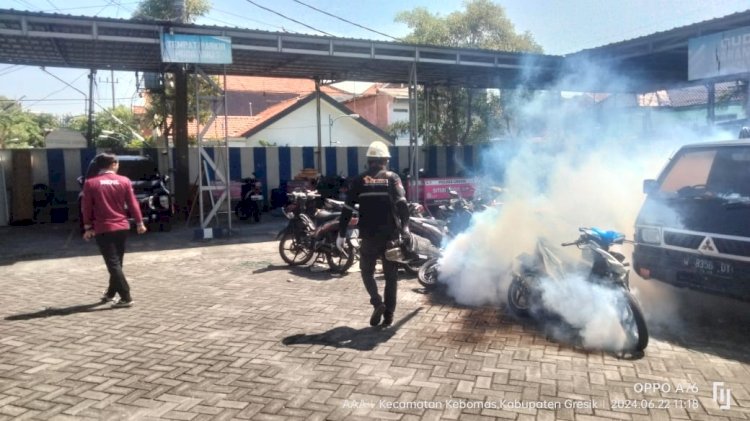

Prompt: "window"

[660,149,715,193]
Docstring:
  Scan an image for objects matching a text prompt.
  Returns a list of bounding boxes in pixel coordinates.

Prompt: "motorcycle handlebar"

[561,241,578,247]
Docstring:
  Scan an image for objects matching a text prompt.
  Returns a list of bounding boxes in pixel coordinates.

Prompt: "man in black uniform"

[337,141,410,327]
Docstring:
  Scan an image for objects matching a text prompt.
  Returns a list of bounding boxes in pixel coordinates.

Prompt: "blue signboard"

[689,26,750,80]
[161,34,232,64]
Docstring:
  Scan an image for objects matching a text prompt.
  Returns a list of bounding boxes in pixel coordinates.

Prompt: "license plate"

[685,256,734,277]
[250,195,263,201]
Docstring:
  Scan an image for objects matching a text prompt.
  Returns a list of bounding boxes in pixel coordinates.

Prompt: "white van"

[633,140,750,301]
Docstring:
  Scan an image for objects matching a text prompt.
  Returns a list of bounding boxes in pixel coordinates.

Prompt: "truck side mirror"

[643,179,658,195]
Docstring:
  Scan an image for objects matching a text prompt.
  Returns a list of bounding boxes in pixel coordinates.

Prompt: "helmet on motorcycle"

[366,141,391,158]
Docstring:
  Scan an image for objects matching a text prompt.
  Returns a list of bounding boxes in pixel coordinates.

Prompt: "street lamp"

[328,113,360,147]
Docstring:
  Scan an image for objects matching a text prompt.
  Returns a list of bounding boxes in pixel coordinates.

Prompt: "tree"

[132,0,218,147]
[132,0,210,23]
[395,0,542,144]
[65,105,143,149]
[0,97,59,148]
[141,73,218,147]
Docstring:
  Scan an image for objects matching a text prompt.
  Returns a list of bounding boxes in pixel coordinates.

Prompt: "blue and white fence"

[4,145,492,206]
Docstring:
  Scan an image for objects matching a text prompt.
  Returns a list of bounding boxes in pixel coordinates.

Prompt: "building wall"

[1,144,487,223]
[246,100,387,148]
[344,94,392,130]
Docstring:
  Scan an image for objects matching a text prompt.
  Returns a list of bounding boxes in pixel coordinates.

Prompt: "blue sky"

[2,0,749,116]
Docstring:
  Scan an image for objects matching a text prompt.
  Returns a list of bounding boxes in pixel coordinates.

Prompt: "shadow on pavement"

[0,217,288,266]
[419,282,648,360]
[252,262,354,281]
[281,308,422,351]
[636,278,750,364]
[4,301,120,320]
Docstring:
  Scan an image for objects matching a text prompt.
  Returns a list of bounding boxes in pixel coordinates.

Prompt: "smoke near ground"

[438,59,736,350]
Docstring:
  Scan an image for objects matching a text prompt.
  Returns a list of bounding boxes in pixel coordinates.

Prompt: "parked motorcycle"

[415,190,479,287]
[507,227,649,353]
[402,204,444,275]
[436,190,475,235]
[277,190,358,274]
[235,175,263,223]
[323,199,440,276]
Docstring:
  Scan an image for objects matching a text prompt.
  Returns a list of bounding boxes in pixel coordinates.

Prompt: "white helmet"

[366,140,391,158]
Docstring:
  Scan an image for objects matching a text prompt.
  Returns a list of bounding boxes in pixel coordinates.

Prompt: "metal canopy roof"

[1,8,749,92]
[570,9,750,91]
[0,9,562,89]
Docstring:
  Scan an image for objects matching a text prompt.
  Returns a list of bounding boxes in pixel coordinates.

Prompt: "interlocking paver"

[1,222,750,420]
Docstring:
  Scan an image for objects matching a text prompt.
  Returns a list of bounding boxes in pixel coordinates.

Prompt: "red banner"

[410,178,475,204]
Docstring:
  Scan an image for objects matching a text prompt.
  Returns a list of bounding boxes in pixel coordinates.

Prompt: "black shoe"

[112,299,134,308]
[381,312,393,327]
[370,304,386,326]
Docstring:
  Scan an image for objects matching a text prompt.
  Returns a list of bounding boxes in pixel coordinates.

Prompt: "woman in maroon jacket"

[81,153,147,307]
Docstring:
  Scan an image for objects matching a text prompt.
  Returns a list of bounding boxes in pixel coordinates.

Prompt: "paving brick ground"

[1,219,749,420]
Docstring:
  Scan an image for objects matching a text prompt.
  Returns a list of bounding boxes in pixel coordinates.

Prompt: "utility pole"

[172,0,190,218]
[315,78,322,172]
[87,69,97,149]
[98,70,118,109]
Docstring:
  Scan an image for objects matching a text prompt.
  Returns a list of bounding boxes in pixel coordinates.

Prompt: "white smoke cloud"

[538,274,628,351]
[437,57,738,350]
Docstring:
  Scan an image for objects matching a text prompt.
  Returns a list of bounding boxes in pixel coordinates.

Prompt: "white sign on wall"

[689,26,750,80]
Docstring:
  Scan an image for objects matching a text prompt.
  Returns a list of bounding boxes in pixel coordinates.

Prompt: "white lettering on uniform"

[99,180,120,186]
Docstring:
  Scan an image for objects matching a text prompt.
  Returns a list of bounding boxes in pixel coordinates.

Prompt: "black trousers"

[95,230,131,301]
[359,235,399,315]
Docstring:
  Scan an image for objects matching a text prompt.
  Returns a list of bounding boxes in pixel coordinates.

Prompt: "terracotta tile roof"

[187,96,304,139]
[187,116,261,139]
[224,76,346,97]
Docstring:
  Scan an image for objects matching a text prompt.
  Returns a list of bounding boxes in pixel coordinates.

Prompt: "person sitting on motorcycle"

[337,140,410,328]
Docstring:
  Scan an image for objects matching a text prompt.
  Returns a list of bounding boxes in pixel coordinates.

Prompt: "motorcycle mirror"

[163,175,170,183]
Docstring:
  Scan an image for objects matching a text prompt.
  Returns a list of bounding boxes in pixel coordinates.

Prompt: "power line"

[212,7,293,32]
[12,0,37,10]
[109,0,136,17]
[26,71,88,108]
[15,0,36,10]
[291,0,400,41]
[7,97,137,102]
[40,3,139,12]
[93,2,112,17]
[44,0,62,12]
[244,0,334,37]
[0,65,23,77]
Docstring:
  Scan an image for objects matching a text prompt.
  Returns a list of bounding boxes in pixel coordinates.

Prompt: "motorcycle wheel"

[507,276,532,317]
[278,232,314,266]
[253,211,261,223]
[235,203,250,221]
[621,292,649,352]
[326,244,355,274]
[417,257,439,288]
